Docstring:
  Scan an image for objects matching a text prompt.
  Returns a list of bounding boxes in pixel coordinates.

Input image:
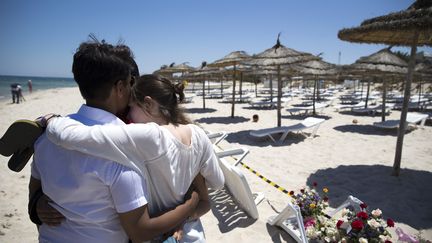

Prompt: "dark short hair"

[131,74,191,125]
[72,41,135,100]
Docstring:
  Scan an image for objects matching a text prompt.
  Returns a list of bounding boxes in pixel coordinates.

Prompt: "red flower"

[323,196,329,202]
[300,189,305,193]
[360,203,368,209]
[385,241,392,243]
[289,191,294,196]
[351,220,364,230]
[387,218,395,227]
[313,182,318,187]
[336,220,344,229]
[357,211,368,220]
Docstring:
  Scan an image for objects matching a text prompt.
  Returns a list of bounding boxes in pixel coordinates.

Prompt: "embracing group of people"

[7,37,225,243]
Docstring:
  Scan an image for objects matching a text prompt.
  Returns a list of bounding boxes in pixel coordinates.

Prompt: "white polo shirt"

[46,118,225,243]
[32,105,147,243]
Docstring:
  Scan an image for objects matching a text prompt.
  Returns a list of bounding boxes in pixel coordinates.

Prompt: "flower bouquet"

[290,183,340,242]
[336,204,394,243]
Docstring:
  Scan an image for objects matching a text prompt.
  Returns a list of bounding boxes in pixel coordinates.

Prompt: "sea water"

[0,75,77,101]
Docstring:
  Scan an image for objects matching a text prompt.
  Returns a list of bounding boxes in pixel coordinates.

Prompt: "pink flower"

[304,217,316,228]
[336,220,344,229]
[357,211,368,220]
[351,220,364,230]
[387,218,395,227]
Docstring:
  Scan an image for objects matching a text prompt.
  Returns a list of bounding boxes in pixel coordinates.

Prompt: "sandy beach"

[0,86,431,242]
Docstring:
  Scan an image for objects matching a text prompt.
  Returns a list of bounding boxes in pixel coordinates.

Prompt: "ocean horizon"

[0,75,77,102]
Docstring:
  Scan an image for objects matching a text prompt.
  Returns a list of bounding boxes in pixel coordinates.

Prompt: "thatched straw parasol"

[344,47,408,121]
[338,0,432,176]
[291,59,338,115]
[245,34,320,127]
[208,51,251,118]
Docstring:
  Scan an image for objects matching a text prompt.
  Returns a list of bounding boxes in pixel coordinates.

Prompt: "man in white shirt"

[29,39,198,242]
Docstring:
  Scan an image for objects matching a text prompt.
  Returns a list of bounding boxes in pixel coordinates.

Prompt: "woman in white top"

[46,74,225,242]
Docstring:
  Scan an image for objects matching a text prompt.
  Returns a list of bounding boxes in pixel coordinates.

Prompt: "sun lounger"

[373,112,429,129]
[249,117,325,143]
[351,103,394,115]
[286,103,328,116]
[334,101,366,112]
[206,131,227,145]
[268,202,308,243]
[268,195,362,243]
[214,146,264,219]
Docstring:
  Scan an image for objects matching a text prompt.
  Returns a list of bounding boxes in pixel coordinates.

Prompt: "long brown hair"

[131,74,191,125]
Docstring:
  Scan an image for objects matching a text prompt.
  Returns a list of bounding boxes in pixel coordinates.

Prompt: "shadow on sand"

[185,108,217,114]
[208,188,256,233]
[333,124,408,136]
[225,130,308,147]
[194,116,249,124]
[306,165,432,230]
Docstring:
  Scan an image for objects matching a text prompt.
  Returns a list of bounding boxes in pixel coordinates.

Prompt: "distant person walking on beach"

[28,79,32,93]
[28,39,200,243]
[10,83,24,104]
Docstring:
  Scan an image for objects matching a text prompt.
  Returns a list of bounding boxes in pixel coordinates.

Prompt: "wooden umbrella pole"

[365,79,371,108]
[202,76,206,109]
[313,79,317,115]
[277,65,282,127]
[220,74,223,98]
[270,74,274,102]
[231,65,237,118]
[393,32,419,176]
[381,79,387,122]
[239,72,243,99]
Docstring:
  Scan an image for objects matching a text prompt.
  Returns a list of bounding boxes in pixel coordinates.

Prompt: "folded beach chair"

[268,195,363,243]
[268,202,308,243]
[213,146,265,219]
[249,117,325,143]
[206,131,228,145]
[373,112,429,129]
[286,103,328,116]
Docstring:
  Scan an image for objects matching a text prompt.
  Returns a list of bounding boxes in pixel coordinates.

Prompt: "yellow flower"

[323,187,329,193]
[309,203,316,208]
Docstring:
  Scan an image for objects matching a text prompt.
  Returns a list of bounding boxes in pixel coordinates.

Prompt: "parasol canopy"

[337,0,432,176]
[338,0,432,46]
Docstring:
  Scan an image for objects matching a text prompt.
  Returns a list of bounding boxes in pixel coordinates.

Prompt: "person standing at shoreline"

[28,80,32,93]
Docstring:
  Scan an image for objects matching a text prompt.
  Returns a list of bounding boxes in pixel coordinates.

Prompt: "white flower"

[371,209,382,217]
[359,237,368,243]
[379,235,391,242]
[368,218,381,229]
[306,227,317,238]
[324,236,331,242]
[341,208,349,217]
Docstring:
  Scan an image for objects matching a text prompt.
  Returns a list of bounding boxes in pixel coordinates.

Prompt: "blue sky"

[0,0,430,78]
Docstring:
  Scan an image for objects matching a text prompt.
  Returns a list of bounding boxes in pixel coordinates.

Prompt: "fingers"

[36,195,65,226]
[173,228,184,241]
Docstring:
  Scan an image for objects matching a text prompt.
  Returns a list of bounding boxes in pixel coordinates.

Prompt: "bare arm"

[189,174,210,220]
[119,191,199,242]
[29,177,65,227]
[46,117,158,172]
